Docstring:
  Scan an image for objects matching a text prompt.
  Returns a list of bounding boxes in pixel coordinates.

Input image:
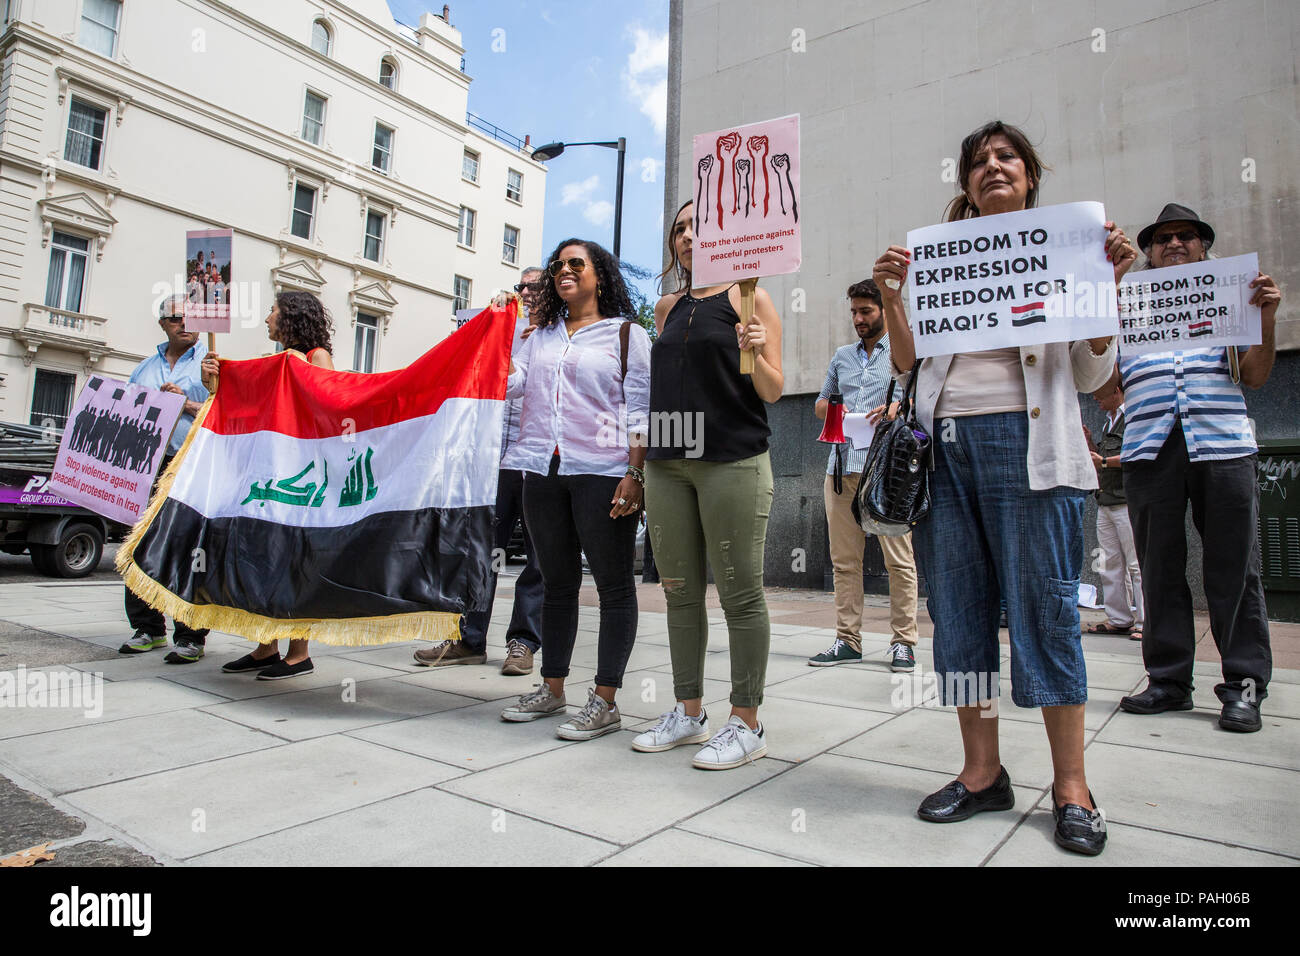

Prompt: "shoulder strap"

[620,320,632,380]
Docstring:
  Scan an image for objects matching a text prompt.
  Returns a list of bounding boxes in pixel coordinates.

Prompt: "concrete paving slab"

[765,663,916,714]
[0,709,279,794]
[141,655,405,701]
[335,642,445,673]
[987,810,1297,866]
[0,675,226,739]
[1097,709,1300,771]
[746,696,893,763]
[611,668,734,721]
[189,787,615,866]
[597,827,813,866]
[1079,742,1300,857]
[1082,658,1150,692]
[392,661,596,702]
[199,680,478,741]
[567,639,674,673]
[678,753,1035,866]
[1190,679,1300,719]
[62,735,465,859]
[932,683,1126,732]
[441,733,790,845]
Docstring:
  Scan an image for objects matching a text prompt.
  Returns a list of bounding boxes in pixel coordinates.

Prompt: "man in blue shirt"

[1106,204,1283,733]
[810,279,919,671]
[119,295,210,663]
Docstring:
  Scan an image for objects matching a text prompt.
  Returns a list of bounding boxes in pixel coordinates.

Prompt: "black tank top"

[648,286,770,462]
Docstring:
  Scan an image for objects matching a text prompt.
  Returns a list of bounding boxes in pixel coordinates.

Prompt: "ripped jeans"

[644,453,773,708]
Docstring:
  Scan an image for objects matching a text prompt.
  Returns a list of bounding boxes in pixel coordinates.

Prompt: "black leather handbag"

[852,361,931,536]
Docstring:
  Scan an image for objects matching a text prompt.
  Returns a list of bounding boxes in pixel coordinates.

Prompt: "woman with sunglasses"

[200,290,335,680]
[497,240,650,740]
[630,199,784,769]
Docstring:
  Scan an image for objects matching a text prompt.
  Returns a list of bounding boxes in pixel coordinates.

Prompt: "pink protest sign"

[690,114,801,286]
[47,376,185,525]
[183,228,233,333]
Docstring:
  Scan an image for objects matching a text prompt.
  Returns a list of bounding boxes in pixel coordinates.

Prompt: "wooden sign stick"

[205,331,218,393]
[738,276,758,375]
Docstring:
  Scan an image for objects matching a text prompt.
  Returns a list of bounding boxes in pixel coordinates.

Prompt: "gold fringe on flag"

[115,394,462,647]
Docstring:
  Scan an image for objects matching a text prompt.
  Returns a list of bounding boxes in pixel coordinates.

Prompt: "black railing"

[467,111,526,152]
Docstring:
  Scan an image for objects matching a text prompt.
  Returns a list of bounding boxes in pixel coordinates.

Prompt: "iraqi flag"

[116,303,515,645]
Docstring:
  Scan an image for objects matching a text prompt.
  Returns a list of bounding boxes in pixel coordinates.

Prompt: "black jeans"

[523,455,638,688]
[460,469,543,654]
[1123,425,1271,702]
[123,453,209,644]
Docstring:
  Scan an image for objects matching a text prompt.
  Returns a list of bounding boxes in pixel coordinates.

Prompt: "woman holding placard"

[872,120,1137,855]
[631,199,784,770]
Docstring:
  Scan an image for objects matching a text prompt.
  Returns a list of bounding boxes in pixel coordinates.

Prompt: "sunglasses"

[1152,229,1200,247]
[513,282,537,293]
[161,315,186,324]
[547,257,588,277]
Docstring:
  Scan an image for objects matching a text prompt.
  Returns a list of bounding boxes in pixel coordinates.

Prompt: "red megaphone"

[818,393,846,445]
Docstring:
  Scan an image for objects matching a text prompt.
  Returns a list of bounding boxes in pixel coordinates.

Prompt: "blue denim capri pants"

[912,412,1089,708]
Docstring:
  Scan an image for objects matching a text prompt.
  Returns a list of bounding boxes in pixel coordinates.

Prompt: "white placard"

[841,413,878,451]
[1116,253,1261,355]
[906,201,1118,358]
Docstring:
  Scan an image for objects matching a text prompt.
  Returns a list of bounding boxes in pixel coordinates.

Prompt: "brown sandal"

[1085,623,1131,635]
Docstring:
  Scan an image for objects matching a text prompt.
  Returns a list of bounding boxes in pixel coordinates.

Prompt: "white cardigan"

[903,339,1117,491]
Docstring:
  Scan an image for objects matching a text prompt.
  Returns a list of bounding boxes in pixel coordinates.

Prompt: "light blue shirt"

[128,339,209,454]
[818,335,893,475]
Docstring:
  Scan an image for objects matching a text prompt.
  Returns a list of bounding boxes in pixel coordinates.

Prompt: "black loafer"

[918,766,1014,823]
[1219,700,1262,733]
[1052,787,1106,856]
[256,657,315,681]
[222,651,282,674]
[1119,683,1193,715]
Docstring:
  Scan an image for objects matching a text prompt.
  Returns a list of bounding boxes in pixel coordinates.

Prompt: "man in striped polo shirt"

[1103,204,1283,733]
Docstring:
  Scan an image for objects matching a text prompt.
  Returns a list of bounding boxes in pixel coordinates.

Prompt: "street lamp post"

[531,137,626,258]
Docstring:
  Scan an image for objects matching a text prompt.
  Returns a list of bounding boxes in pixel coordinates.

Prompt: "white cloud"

[561,174,601,206]
[584,200,615,228]
[623,26,668,135]
[561,175,614,228]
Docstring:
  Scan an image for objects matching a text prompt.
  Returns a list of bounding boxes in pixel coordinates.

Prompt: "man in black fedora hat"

[1098,202,1282,733]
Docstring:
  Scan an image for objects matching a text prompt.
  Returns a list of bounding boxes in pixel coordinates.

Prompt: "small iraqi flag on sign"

[117,302,516,645]
[1010,301,1047,327]
[1188,319,1215,338]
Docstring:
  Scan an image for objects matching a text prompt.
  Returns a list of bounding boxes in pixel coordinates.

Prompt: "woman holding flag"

[497,238,650,740]
[872,121,1137,855]
[201,290,336,680]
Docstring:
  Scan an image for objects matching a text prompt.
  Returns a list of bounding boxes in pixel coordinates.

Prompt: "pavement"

[0,570,1297,867]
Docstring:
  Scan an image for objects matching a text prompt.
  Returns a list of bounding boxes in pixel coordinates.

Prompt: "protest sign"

[184,228,233,333]
[1117,253,1260,355]
[841,413,878,451]
[455,308,480,329]
[906,201,1118,359]
[690,114,801,287]
[48,377,184,525]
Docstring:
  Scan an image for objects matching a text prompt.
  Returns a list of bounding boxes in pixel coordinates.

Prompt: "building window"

[372,123,394,173]
[64,98,108,170]
[453,275,471,312]
[506,169,523,203]
[290,183,316,240]
[31,369,77,430]
[79,0,121,58]
[311,18,331,56]
[354,312,378,373]
[462,149,479,183]
[379,57,398,90]
[302,90,326,145]
[44,231,90,313]
[503,225,519,265]
[457,206,475,248]
[363,209,385,262]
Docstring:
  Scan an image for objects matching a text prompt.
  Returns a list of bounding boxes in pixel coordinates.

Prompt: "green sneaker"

[808,638,862,667]
[119,631,168,654]
[164,640,205,664]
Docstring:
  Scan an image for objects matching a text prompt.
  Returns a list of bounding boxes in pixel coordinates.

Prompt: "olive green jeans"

[644,453,773,707]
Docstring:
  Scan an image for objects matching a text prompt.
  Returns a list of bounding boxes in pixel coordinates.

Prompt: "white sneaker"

[556,688,621,741]
[631,703,711,753]
[692,715,767,770]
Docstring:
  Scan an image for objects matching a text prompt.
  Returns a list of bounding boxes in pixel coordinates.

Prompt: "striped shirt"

[818,335,893,475]
[1118,348,1255,462]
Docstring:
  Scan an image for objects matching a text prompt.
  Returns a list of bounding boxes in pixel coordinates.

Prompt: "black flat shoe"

[1052,787,1106,856]
[917,766,1014,823]
[256,657,315,681]
[1219,700,1262,733]
[1120,683,1193,715]
[222,652,281,674]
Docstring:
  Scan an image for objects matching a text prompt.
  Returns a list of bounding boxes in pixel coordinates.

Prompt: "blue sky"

[387,0,671,305]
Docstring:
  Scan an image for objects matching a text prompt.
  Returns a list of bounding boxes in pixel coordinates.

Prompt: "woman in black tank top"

[630,199,784,770]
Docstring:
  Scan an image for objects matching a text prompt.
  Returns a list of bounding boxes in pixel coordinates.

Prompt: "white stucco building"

[0,0,545,428]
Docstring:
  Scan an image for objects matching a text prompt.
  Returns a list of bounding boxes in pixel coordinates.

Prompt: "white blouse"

[502,316,652,478]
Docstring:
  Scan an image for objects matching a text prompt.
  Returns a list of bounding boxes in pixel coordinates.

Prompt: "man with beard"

[810,279,920,670]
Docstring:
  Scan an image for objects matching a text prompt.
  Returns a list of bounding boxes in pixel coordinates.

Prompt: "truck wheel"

[48,522,104,578]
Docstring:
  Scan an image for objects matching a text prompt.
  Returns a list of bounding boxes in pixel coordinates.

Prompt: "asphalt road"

[0,543,121,585]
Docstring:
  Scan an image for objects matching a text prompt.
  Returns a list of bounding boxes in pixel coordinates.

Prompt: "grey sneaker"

[164,640,205,664]
[119,631,167,654]
[414,640,486,667]
[556,688,621,741]
[501,683,566,722]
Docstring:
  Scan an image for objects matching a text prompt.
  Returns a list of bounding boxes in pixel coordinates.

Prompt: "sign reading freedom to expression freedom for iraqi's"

[905,201,1118,359]
[1117,253,1261,355]
[48,377,184,526]
[690,113,801,286]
